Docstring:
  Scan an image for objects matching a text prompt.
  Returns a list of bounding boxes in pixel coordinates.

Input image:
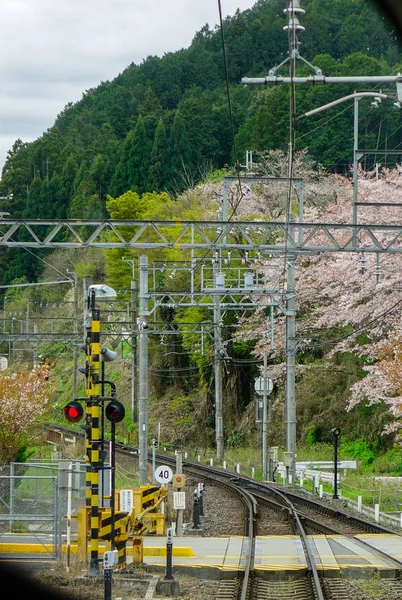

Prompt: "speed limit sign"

[154,465,173,484]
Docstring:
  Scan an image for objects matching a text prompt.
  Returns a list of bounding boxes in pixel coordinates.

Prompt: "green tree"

[127,114,152,193]
[148,118,168,192]
[168,111,192,190]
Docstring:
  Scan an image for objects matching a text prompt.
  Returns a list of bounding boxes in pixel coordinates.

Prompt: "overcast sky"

[0,0,258,172]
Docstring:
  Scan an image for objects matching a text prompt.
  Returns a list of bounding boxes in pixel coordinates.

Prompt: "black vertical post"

[198,483,204,516]
[331,427,341,499]
[164,528,174,580]
[104,567,112,600]
[111,421,116,549]
[193,489,200,529]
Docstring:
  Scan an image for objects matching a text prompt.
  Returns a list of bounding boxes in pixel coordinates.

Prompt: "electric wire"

[265,284,402,362]
[2,233,73,283]
[279,0,298,296]
[296,66,402,171]
[150,362,214,374]
[217,0,243,199]
[153,1,247,293]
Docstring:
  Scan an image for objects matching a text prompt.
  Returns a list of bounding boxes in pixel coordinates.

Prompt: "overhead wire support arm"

[242,75,402,95]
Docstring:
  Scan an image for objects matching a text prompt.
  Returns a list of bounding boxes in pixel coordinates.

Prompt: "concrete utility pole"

[285,219,297,485]
[213,266,224,461]
[122,258,137,425]
[261,352,268,480]
[138,255,149,485]
[130,276,137,425]
[213,184,230,462]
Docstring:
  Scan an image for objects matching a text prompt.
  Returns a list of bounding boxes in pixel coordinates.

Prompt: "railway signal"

[105,400,125,423]
[331,427,341,499]
[63,400,84,423]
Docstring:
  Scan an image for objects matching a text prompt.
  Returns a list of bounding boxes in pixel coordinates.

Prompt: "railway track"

[47,426,402,599]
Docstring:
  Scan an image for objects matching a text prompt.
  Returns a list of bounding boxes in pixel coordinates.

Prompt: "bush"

[341,438,375,465]
[227,430,248,448]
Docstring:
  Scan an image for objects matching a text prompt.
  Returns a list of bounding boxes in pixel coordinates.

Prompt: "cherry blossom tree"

[0,364,55,464]
[225,159,402,437]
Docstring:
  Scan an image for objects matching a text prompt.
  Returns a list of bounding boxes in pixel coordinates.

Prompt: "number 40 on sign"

[154,465,173,484]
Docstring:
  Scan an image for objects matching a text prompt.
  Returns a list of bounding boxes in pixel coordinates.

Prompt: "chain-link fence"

[0,460,89,560]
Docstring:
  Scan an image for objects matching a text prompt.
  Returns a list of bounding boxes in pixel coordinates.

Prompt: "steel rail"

[255,485,325,600]
[143,452,258,600]
[278,487,402,536]
[299,512,402,572]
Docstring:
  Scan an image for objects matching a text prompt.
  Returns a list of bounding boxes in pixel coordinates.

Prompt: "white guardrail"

[276,461,357,485]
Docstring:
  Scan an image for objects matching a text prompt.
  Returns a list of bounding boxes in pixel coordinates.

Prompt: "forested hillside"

[0,0,401,284]
[1,0,402,465]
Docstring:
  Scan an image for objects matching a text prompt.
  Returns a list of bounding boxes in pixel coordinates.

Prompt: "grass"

[23,437,402,514]
[183,443,402,513]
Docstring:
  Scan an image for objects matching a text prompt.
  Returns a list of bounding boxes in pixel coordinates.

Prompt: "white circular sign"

[154,465,173,484]
[254,376,273,395]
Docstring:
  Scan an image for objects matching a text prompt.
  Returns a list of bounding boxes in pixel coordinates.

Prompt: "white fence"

[276,460,357,486]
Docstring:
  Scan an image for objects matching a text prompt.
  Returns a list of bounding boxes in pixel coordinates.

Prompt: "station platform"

[139,534,402,579]
[2,534,402,579]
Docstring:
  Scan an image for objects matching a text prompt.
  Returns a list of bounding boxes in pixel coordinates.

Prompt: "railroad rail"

[42,426,402,599]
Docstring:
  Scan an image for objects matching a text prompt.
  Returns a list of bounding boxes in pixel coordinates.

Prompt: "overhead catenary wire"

[160,1,247,290]
[296,66,402,171]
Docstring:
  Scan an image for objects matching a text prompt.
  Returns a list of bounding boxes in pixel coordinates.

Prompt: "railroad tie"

[215,580,239,599]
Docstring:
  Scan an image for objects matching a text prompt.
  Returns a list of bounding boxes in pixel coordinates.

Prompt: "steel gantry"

[2,216,402,485]
[2,218,402,252]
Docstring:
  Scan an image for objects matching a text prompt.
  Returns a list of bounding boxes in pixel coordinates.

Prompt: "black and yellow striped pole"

[86,289,102,576]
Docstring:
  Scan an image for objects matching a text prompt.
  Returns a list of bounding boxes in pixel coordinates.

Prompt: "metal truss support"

[1,218,402,253]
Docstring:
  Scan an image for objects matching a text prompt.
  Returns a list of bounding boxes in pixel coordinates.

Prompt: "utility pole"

[122,258,137,426]
[138,255,149,485]
[237,0,402,487]
[213,254,224,462]
[285,217,297,485]
[261,352,268,480]
[214,185,229,463]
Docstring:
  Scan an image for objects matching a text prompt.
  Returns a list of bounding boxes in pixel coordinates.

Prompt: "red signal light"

[105,400,125,423]
[63,401,84,423]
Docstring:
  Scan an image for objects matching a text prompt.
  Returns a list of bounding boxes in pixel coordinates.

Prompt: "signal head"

[64,401,84,423]
[105,400,125,423]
